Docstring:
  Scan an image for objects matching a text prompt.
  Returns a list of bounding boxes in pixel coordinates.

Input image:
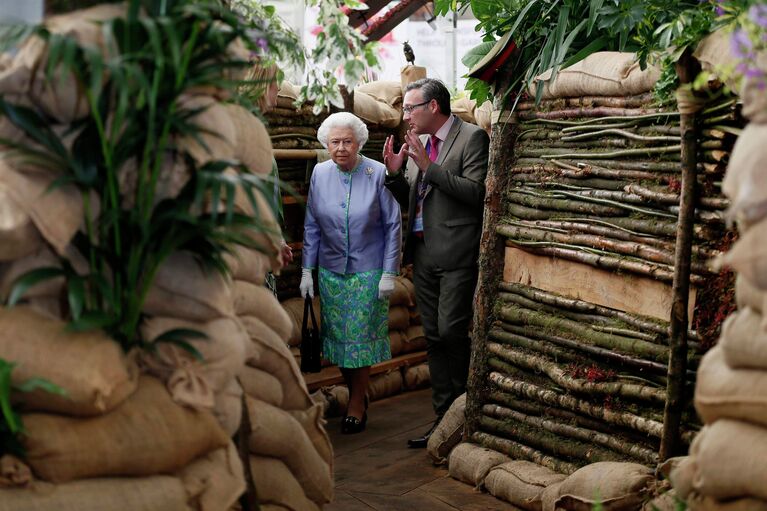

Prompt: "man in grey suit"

[383,78,489,448]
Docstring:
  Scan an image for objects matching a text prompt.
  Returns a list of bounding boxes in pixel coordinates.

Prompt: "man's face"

[402,89,434,134]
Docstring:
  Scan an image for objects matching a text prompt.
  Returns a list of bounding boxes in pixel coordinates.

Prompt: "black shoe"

[341,414,367,434]
[407,419,440,448]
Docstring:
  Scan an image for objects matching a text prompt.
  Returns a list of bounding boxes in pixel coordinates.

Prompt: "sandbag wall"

[669,71,767,509]
[0,5,332,510]
[472,88,740,472]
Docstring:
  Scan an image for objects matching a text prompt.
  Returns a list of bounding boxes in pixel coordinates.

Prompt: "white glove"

[300,268,314,298]
[378,273,396,300]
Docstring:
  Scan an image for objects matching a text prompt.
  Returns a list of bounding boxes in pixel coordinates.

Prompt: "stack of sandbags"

[353,81,402,129]
[0,306,238,510]
[666,69,767,510]
[451,96,493,133]
[427,393,466,465]
[0,4,332,510]
[391,275,426,356]
[238,277,334,509]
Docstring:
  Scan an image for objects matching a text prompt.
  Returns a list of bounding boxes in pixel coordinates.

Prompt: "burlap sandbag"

[368,370,403,402]
[389,329,404,356]
[0,476,190,511]
[212,378,242,436]
[311,385,348,418]
[669,456,697,500]
[249,456,320,511]
[451,96,478,124]
[726,219,767,287]
[399,275,416,303]
[530,52,660,99]
[0,306,138,416]
[739,52,767,124]
[0,246,64,301]
[356,81,403,107]
[403,324,428,353]
[353,91,402,128]
[695,345,767,427]
[721,126,767,232]
[281,296,322,347]
[0,160,88,256]
[0,184,42,261]
[484,460,567,511]
[736,273,766,314]
[448,442,511,488]
[1,4,126,124]
[288,403,334,466]
[401,65,427,93]
[427,393,466,465]
[241,315,313,410]
[687,492,767,511]
[690,419,767,501]
[234,280,293,341]
[541,481,564,511]
[693,29,741,94]
[238,365,284,407]
[389,277,412,307]
[388,305,410,330]
[551,462,655,511]
[178,441,245,511]
[23,376,229,483]
[140,316,249,409]
[719,307,767,370]
[143,251,234,322]
[177,94,273,175]
[224,245,270,286]
[246,397,333,504]
[641,490,678,511]
[0,454,31,488]
[409,306,422,325]
[403,362,430,390]
[475,100,493,132]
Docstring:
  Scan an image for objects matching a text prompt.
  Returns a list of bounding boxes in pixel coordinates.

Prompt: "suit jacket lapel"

[436,116,462,166]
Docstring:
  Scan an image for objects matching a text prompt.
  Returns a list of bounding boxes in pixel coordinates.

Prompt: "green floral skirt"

[318,267,391,369]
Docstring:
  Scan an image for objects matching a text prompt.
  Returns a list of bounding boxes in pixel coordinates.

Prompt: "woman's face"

[327,127,360,170]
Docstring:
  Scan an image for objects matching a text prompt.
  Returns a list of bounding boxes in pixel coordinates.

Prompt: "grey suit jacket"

[385,116,489,270]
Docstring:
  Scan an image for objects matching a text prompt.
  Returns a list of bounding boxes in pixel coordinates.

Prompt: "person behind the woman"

[300,112,402,434]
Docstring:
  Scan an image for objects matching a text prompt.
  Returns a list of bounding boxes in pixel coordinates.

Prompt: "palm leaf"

[7,267,66,307]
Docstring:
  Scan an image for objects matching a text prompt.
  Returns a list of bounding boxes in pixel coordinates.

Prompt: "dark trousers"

[412,237,478,417]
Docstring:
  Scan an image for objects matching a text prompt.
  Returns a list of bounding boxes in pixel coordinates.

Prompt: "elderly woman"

[300,112,402,434]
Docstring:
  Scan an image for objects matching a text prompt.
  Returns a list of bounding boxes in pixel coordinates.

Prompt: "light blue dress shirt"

[303,155,402,274]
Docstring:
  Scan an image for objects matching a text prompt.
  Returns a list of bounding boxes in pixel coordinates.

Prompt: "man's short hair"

[405,78,451,116]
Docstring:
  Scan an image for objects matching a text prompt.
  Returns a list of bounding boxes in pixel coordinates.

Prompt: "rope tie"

[675,84,706,115]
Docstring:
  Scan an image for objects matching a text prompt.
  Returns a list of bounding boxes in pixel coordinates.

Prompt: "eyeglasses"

[402,100,431,114]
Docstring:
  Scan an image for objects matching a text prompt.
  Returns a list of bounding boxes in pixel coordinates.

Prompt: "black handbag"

[300,296,322,373]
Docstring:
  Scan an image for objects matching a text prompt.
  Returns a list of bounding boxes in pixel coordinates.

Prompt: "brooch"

[365,166,374,178]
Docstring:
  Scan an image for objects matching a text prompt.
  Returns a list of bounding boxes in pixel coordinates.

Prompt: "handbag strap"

[302,296,318,331]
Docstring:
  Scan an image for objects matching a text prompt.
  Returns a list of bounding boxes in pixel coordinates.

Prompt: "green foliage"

[233,0,381,114]
[436,0,752,106]
[0,358,65,457]
[1,0,281,352]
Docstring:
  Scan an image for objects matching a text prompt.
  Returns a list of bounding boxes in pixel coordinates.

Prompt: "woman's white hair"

[317,112,369,150]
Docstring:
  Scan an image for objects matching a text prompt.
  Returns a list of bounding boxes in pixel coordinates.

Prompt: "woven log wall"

[470,92,741,473]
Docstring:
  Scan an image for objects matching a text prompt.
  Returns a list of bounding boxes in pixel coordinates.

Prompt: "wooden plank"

[503,247,696,321]
[304,351,428,392]
[273,149,318,160]
[325,491,376,511]
[420,476,524,511]
[350,489,459,511]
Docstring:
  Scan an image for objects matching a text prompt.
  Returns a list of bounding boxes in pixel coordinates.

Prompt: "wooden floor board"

[349,488,461,511]
[420,475,525,511]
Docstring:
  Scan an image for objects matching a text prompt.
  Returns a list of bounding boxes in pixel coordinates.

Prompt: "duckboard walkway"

[324,388,521,511]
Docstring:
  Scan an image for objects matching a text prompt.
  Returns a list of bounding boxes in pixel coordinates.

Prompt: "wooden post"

[660,49,701,460]
[465,66,518,439]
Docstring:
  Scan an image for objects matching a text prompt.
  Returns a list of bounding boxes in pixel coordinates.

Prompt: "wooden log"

[505,191,626,216]
[487,391,624,437]
[515,94,655,111]
[496,292,619,326]
[492,325,674,377]
[518,107,671,121]
[487,342,667,403]
[498,281,704,347]
[561,128,678,143]
[483,404,659,465]
[472,431,579,475]
[515,157,681,172]
[480,415,629,464]
[661,52,698,461]
[510,173,629,191]
[488,372,665,438]
[465,76,517,440]
[273,149,319,160]
[538,145,681,160]
[498,305,668,361]
[498,224,711,273]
